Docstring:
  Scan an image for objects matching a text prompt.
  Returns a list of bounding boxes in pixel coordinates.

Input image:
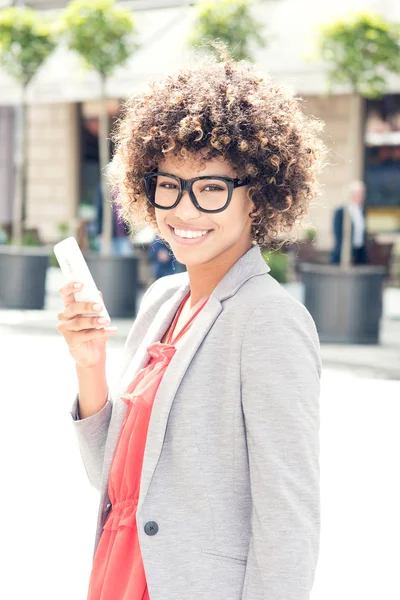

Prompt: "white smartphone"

[53,236,111,327]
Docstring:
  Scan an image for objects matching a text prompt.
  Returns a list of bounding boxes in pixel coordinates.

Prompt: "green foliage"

[50,222,70,267]
[61,0,138,78]
[0,7,56,87]
[261,249,289,284]
[188,0,266,62]
[303,227,317,243]
[318,12,400,98]
[0,226,9,244]
[21,229,41,247]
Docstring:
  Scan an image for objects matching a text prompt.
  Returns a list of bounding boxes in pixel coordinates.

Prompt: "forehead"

[158,153,235,178]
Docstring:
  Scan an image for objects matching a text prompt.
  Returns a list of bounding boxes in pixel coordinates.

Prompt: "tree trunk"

[99,75,112,256]
[340,92,365,269]
[11,87,27,246]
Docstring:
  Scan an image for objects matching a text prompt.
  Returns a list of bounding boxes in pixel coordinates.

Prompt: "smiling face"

[154,154,255,268]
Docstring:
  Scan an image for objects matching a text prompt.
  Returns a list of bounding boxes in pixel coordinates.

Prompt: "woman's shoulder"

[238,275,321,374]
[233,271,299,310]
[231,273,318,338]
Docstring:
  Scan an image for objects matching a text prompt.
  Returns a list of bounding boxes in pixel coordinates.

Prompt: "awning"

[1,0,400,105]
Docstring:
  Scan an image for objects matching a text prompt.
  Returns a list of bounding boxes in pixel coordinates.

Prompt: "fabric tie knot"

[121,342,177,406]
[103,499,139,532]
[147,341,176,363]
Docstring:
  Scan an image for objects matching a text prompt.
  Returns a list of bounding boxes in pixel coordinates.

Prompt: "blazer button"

[144,521,159,536]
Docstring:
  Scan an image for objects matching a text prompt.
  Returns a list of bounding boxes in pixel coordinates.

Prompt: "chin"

[178,244,240,271]
[169,241,216,267]
[171,247,211,268]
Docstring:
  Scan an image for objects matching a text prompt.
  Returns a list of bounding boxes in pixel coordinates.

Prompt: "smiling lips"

[174,227,209,239]
[168,225,213,244]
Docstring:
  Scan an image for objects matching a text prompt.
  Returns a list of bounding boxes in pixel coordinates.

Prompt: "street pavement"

[0,269,399,599]
[1,327,399,600]
[1,266,400,379]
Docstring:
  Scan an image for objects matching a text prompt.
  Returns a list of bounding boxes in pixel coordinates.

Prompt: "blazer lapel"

[106,245,268,514]
[137,245,270,512]
[115,281,190,403]
[137,294,223,513]
[103,282,191,492]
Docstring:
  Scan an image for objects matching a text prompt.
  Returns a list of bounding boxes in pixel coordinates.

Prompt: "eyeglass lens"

[147,174,229,211]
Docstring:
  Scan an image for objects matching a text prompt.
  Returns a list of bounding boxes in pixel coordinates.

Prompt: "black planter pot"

[299,263,386,344]
[84,253,139,319]
[0,245,49,309]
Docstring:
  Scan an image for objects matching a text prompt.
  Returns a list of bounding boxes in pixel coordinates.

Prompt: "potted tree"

[61,0,140,318]
[300,12,400,344]
[188,0,266,61]
[0,6,56,309]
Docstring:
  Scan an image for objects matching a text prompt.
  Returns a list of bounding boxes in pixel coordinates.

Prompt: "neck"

[186,238,254,309]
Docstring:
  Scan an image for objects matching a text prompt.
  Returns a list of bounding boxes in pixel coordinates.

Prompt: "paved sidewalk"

[0,268,399,379]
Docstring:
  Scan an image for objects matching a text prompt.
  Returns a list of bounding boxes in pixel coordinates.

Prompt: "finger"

[59,281,84,308]
[67,326,118,348]
[63,301,104,321]
[60,315,110,332]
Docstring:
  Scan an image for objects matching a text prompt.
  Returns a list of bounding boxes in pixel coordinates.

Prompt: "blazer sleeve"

[240,295,321,600]
[70,277,161,490]
[70,394,112,490]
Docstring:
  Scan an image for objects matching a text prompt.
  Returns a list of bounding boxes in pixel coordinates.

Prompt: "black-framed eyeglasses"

[143,171,251,214]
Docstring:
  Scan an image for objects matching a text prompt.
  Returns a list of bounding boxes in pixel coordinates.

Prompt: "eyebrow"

[157,171,236,179]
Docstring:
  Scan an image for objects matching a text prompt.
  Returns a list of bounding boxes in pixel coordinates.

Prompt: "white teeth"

[174,228,209,239]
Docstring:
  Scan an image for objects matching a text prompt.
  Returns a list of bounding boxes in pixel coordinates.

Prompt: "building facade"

[1,0,400,252]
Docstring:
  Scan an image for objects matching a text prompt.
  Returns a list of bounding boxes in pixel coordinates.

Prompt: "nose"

[173,188,200,221]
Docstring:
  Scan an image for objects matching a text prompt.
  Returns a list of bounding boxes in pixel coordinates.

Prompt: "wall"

[23,95,359,250]
[26,102,79,242]
[0,107,14,227]
[301,94,357,250]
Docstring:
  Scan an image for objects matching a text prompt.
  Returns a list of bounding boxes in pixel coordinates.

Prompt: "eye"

[202,184,225,192]
[158,181,178,190]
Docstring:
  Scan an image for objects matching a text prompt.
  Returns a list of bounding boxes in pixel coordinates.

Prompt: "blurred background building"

[0,0,400,276]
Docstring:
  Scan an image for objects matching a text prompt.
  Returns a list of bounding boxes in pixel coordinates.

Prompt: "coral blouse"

[87,291,208,600]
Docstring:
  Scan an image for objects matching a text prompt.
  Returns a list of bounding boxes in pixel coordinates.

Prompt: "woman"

[57,49,325,600]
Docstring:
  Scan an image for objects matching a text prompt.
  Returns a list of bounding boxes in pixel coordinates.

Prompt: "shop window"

[364,95,400,233]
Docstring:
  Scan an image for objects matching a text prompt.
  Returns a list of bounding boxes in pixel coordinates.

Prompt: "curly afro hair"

[109,46,327,247]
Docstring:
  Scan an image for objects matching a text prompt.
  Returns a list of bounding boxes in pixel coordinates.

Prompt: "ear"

[246,188,256,214]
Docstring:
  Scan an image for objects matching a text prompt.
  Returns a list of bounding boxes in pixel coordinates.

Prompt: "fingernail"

[105,326,118,331]
[98,317,109,324]
[74,283,82,289]
[93,303,102,311]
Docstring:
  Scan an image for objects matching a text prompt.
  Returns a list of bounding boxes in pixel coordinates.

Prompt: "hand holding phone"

[54,237,117,369]
[54,236,110,324]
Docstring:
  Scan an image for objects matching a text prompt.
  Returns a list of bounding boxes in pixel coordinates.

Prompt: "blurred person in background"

[331,179,367,265]
[57,46,325,600]
[148,237,184,280]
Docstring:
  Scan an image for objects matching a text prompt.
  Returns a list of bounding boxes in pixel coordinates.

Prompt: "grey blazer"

[71,244,321,600]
